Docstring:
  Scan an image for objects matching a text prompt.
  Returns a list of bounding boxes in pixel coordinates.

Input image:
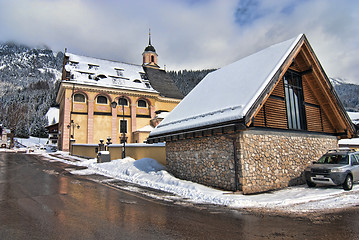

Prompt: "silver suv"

[304,149,359,190]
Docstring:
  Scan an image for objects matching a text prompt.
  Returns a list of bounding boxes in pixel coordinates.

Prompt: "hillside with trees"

[168,69,216,95]
[0,42,63,138]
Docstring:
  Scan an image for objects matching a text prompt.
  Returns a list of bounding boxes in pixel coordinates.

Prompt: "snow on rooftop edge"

[150,34,303,137]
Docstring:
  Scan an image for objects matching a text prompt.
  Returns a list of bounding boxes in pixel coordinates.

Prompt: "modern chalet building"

[148,34,356,194]
[56,35,183,151]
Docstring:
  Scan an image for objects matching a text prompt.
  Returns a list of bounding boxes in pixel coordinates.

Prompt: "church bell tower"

[142,30,159,68]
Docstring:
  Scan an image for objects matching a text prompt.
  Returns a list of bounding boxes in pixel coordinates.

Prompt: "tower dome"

[142,29,159,68]
[144,44,156,53]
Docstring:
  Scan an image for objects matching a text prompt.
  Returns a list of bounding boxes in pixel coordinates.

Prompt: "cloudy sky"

[0,0,358,82]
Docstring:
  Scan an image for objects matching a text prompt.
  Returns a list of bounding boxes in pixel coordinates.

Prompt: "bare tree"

[6,102,28,134]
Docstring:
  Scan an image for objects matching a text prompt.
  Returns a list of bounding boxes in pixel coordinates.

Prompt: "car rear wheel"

[343,175,353,191]
[306,180,316,188]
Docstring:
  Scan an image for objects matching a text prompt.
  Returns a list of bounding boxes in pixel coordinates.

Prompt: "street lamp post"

[67,120,80,153]
[67,120,80,139]
[111,98,126,159]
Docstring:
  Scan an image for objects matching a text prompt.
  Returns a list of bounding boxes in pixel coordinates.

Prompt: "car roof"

[326,148,356,154]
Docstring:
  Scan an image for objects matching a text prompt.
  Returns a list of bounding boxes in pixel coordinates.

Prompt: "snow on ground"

[37,151,359,213]
[15,137,48,148]
[7,137,359,213]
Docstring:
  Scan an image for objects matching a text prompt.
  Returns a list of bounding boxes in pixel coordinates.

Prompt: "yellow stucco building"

[56,36,183,151]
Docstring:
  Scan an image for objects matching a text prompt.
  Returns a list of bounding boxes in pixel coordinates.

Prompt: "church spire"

[142,29,159,68]
[149,28,152,46]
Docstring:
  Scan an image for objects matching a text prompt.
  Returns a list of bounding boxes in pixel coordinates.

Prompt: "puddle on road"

[105,180,186,205]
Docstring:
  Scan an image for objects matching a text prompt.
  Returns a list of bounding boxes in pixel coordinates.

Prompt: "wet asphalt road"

[1,152,359,240]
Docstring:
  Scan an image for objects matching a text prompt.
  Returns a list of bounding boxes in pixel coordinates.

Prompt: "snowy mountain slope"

[0,42,63,86]
[330,77,359,112]
[329,77,346,86]
[0,42,63,138]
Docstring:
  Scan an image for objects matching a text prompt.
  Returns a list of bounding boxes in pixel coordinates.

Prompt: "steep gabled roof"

[144,67,184,99]
[149,34,355,139]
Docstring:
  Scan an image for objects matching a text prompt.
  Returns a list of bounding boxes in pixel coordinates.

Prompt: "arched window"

[73,93,85,102]
[118,97,128,106]
[138,99,147,108]
[97,95,108,104]
[151,55,155,63]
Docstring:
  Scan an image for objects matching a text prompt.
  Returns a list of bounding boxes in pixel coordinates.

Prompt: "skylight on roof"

[140,72,148,80]
[88,64,99,70]
[69,61,79,68]
[112,78,125,85]
[115,68,124,77]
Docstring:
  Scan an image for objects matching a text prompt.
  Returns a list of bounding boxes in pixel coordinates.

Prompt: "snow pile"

[71,157,234,205]
[43,152,359,212]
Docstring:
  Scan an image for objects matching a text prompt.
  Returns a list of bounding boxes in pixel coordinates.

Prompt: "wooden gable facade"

[248,36,354,138]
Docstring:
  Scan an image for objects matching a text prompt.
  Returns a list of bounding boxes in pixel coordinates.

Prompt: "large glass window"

[284,70,306,130]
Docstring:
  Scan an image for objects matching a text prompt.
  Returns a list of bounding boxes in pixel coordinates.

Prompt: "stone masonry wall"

[165,130,337,194]
[239,130,338,194]
[166,135,237,191]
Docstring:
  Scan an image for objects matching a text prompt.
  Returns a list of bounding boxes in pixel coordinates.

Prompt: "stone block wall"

[166,135,237,190]
[239,129,338,194]
[165,129,338,194]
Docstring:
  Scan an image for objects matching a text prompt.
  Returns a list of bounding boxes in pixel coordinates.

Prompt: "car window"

[317,154,349,164]
[352,154,359,165]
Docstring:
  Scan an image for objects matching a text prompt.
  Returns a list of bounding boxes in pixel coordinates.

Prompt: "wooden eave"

[245,35,355,138]
[147,120,246,143]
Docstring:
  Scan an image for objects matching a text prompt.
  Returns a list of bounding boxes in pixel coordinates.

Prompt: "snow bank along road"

[29,150,359,214]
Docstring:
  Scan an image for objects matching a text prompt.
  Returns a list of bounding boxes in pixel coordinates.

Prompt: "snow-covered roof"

[135,125,154,132]
[64,53,158,93]
[150,34,303,137]
[347,112,359,125]
[156,111,170,119]
[46,107,59,124]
